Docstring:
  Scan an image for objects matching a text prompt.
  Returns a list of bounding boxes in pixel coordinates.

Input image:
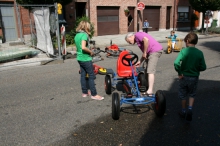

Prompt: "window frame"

[177,6,190,22]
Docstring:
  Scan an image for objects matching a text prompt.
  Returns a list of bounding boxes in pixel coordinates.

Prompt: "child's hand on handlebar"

[90,51,94,56]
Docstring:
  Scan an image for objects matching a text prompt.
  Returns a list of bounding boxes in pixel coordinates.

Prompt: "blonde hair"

[76,21,91,35]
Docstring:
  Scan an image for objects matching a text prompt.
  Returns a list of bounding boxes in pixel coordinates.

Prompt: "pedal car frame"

[165,38,183,54]
[104,50,166,120]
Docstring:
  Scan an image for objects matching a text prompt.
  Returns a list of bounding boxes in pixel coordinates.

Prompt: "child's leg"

[187,77,198,110]
[178,77,187,114]
[172,42,175,49]
[181,99,186,109]
[185,76,198,121]
[189,97,194,108]
[78,61,89,95]
[84,61,97,96]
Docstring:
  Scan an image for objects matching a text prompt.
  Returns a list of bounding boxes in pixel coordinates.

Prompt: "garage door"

[97,7,119,36]
[143,6,160,31]
[0,5,17,41]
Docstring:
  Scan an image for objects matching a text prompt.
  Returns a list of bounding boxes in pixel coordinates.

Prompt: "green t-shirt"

[174,47,206,77]
[74,32,92,61]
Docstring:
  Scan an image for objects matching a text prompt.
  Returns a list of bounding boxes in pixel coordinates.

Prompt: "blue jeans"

[78,61,97,96]
[178,76,198,100]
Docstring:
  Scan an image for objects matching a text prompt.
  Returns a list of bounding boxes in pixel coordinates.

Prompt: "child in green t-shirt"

[74,21,104,101]
[174,32,206,121]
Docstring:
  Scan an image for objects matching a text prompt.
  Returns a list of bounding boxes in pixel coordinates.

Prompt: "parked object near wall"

[211,11,219,28]
[211,19,218,28]
[0,48,40,63]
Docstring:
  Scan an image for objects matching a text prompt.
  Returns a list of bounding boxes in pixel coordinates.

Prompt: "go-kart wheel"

[122,53,138,66]
[105,75,112,95]
[166,46,172,54]
[144,71,149,90]
[112,92,120,120]
[138,73,147,92]
[154,90,166,117]
[141,60,147,69]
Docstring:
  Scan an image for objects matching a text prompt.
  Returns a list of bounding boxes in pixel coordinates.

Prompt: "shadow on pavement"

[200,41,220,53]
[49,79,220,146]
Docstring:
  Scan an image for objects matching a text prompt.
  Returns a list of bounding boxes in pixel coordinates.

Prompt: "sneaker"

[178,111,186,119]
[185,110,192,121]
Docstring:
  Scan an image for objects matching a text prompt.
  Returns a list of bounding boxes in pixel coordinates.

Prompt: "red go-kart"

[103,50,166,120]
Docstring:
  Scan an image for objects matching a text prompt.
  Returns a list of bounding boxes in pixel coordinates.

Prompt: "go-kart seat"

[117,50,137,77]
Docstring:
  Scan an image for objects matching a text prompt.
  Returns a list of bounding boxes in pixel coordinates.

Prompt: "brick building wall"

[19,7,32,35]
[89,0,137,36]
[64,0,192,36]
[0,0,193,41]
[141,0,174,30]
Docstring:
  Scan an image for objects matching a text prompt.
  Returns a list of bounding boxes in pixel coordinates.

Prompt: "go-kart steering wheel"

[121,53,138,66]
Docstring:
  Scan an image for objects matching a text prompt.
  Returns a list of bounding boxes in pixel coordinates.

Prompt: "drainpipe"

[88,0,90,18]
[137,0,139,31]
[173,0,176,30]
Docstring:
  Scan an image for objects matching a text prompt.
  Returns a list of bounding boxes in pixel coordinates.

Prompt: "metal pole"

[28,10,33,46]
[15,2,24,42]
[55,3,62,59]
[42,6,48,55]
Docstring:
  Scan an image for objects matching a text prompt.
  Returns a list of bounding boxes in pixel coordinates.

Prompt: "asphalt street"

[0,37,220,146]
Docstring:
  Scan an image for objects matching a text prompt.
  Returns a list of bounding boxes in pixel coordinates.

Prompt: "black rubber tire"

[166,46,172,54]
[144,71,149,90]
[138,73,147,92]
[112,92,120,120]
[105,75,112,95]
[154,90,166,117]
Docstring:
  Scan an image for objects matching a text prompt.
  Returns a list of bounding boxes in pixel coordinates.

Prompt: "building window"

[178,6,189,21]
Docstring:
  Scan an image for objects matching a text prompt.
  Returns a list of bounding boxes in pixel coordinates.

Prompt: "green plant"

[64,16,94,46]
[124,9,129,13]
[124,9,130,16]
[0,36,3,39]
[65,30,75,45]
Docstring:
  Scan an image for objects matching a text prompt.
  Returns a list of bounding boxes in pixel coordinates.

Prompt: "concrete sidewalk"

[0,30,219,70]
[92,30,217,48]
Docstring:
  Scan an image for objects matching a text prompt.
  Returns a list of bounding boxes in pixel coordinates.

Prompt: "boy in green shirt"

[174,32,206,121]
